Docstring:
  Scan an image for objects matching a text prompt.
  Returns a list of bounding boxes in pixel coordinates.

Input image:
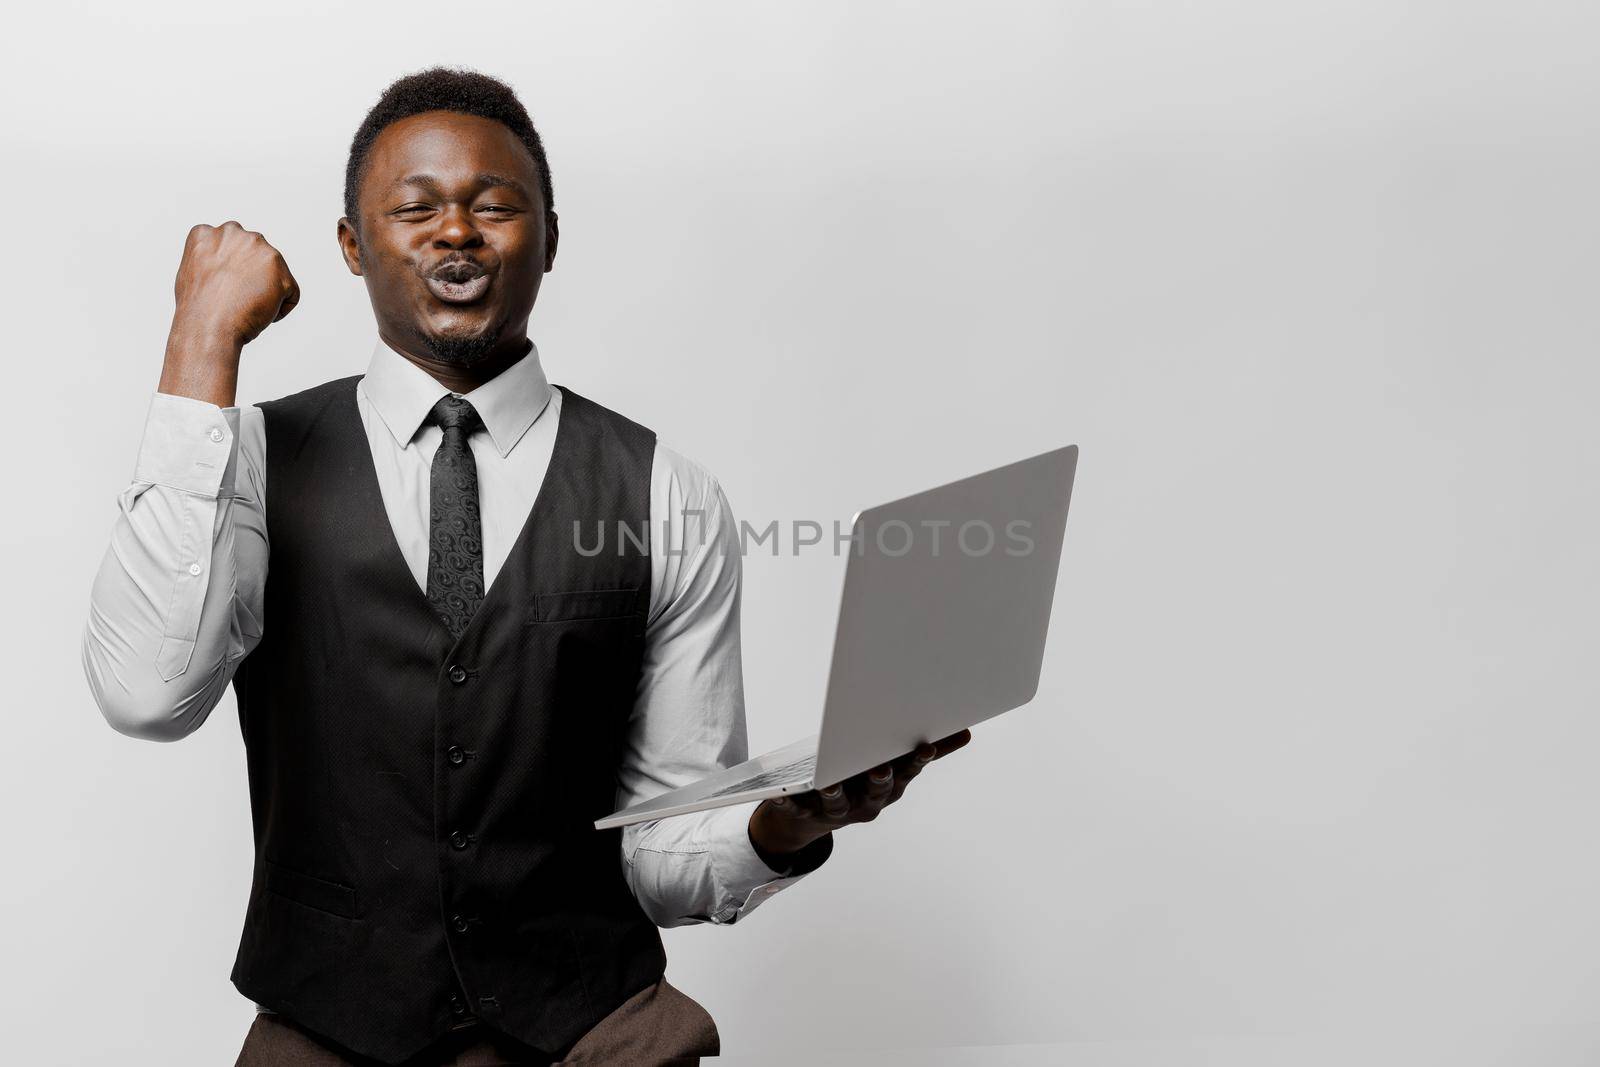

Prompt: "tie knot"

[429,395,484,437]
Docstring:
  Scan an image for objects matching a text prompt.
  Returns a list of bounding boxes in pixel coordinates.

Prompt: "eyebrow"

[391,173,530,198]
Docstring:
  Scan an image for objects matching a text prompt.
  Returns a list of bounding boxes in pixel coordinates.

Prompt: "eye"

[478,205,518,215]
[392,203,434,216]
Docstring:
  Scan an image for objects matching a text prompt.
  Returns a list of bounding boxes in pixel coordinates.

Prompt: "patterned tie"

[426,395,487,640]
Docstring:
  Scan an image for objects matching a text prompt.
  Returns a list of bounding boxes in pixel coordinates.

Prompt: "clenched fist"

[160,222,300,407]
[173,222,300,346]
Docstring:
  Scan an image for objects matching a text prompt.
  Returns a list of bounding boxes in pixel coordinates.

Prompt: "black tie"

[426,395,487,640]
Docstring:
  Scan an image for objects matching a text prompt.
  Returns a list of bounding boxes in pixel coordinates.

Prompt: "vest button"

[448,664,468,685]
[447,745,466,766]
[449,830,470,850]
[451,913,470,933]
[448,992,468,1016]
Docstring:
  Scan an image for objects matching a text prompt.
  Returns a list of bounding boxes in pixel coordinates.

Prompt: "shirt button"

[188,562,202,576]
[449,830,470,850]
[448,992,467,1016]
[451,913,470,933]
[448,665,468,685]
[447,745,466,766]
[208,427,224,443]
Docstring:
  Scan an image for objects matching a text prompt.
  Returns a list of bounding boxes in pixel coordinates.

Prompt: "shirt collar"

[359,335,554,458]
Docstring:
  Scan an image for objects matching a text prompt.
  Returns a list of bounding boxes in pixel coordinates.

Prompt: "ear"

[336,217,365,277]
[543,211,559,273]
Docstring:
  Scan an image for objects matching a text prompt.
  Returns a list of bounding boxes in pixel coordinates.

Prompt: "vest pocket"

[530,587,644,624]
[264,859,360,919]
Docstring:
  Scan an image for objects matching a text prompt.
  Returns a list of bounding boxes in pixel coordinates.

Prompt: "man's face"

[337,110,557,366]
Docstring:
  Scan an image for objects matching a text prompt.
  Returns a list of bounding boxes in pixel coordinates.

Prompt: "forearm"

[157,322,243,408]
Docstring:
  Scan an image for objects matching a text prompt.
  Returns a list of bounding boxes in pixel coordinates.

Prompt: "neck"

[379,329,532,394]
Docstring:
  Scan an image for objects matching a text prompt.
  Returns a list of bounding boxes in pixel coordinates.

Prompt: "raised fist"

[172,221,300,347]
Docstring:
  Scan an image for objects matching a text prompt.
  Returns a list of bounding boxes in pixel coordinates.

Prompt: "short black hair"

[344,66,554,231]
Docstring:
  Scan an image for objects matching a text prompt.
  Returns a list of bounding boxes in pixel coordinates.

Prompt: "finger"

[274,285,299,321]
[759,787,808,815]
[782,789,825,818]
[885,743,934,786]
[817,782,851,821]
[889,767,920,802]
[765,793,805,817]
[900,743,935,770]
[891,751,931,798]
[886,736,956,801]
[907,740,939,770]
[274,268,301,322]
[764,792,824,830]
[865,762,893,789]
[930,728,972,760]
[858,763,895,819]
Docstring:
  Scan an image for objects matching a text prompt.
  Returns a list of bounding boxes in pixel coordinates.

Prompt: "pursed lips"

[426,260,492,304]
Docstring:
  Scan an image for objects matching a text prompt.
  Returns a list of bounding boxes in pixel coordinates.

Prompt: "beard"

[417,319,506,367]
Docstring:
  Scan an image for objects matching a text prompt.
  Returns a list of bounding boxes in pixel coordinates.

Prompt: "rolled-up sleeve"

[81,392,267,741]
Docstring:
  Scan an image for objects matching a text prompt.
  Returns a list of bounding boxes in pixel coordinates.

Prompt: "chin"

[416,315,505,366]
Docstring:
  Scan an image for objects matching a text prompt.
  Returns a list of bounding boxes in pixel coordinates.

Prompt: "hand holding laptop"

[747,729,973,863]
[595,444,1077,832]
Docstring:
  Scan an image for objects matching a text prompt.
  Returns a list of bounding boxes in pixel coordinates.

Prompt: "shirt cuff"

[133,392,240,499]
[705,800,834,923]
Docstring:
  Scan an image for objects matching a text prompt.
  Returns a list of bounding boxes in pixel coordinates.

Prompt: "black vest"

[228,374,666,1064]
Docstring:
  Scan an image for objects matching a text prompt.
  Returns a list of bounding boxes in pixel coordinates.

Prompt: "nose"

[432,204,484,250]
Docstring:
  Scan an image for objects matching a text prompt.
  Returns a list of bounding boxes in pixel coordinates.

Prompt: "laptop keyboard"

[705,754,818,798]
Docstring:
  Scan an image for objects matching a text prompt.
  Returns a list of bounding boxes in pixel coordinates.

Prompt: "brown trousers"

[233,979,719,1066]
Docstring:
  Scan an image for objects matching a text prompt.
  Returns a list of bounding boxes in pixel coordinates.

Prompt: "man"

[81,67,968,1065]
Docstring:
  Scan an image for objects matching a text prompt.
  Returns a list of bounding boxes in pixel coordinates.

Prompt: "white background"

[4,1,1599,1063]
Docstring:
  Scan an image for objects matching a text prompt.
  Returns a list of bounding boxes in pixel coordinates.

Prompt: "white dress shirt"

[81,336,818,941]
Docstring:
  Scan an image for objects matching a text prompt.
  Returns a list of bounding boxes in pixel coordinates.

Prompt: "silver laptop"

[594,444,1079,830]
